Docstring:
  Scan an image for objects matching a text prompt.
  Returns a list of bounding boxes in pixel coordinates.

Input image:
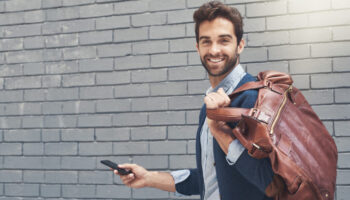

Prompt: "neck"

[209,63,238,89]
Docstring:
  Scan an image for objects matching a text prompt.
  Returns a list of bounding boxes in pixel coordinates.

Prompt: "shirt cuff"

[226,139,245,165]
[170,170,190,196]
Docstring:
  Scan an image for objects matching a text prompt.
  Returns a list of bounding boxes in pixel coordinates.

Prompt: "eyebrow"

[199,34,233,41]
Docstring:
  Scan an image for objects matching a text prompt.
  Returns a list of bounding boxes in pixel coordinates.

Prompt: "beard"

[200,50,239,77]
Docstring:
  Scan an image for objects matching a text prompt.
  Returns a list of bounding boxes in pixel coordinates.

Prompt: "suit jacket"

[175,73,274,200]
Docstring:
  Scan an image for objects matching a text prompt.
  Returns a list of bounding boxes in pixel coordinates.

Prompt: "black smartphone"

[100,160,132,175]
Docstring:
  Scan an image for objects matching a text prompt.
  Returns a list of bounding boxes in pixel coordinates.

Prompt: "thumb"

[217,88,231,107]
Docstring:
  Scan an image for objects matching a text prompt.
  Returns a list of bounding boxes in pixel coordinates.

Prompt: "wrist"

[144,171,156,188]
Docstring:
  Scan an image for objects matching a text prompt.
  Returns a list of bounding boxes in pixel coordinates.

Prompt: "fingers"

[204,88,231,109]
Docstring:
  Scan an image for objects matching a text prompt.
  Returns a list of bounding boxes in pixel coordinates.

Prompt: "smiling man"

[114,1,275,200]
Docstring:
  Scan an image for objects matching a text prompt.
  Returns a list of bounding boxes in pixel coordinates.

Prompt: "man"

[114,1,275,199]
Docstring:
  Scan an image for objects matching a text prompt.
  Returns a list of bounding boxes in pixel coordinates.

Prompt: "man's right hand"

[114,163,150,189]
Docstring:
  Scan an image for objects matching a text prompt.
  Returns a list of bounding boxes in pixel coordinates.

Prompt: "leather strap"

[206,107,250,122]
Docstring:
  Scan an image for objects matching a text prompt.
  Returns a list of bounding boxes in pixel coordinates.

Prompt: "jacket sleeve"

[232,89,275,195]
[174,168,201,195]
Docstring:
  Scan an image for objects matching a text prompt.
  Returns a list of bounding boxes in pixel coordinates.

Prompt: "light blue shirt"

[171,65,246,199]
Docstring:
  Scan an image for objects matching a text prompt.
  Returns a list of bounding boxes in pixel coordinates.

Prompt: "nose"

[209,43,220,56]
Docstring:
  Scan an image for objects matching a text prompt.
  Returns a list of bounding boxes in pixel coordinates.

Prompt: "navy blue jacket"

[175,73,274,200]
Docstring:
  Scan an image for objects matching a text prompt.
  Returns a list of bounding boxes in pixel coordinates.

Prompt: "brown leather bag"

[207,71,338,200]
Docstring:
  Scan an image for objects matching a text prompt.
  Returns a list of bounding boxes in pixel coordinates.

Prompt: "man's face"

[196,17,244,78]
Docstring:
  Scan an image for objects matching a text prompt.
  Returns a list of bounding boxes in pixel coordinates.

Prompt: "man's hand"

[114,163,150,188]
[204,88,235,155]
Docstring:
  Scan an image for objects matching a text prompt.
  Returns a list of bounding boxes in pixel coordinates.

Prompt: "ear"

[237,39,245,54]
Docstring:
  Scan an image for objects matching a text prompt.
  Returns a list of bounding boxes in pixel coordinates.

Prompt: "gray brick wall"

[0,0,349,199]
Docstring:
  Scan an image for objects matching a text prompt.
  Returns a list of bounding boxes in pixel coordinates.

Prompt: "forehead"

[198,17,235,38]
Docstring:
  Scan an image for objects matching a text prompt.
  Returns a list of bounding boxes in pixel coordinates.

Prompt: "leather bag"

[206,71,338,200]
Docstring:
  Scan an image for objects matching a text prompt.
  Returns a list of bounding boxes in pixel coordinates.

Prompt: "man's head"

[193,1,245,81]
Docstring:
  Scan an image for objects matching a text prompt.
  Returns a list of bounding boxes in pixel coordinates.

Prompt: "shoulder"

[230,73,258,109]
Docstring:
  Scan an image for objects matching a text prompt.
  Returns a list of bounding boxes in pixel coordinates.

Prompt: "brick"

[114,27,148,42]
[187,110,200,124]
[0,38,23,51]
[290,58,332,74]
[188,80,210,94]
[46,171,77,183]
[333,57,350,72]
[61,19,95,33]
[43,0,62,8]
[149,111,186,125]
[47,88,79,101]
[170,38,197,52]
[0,143,21,155]
[312,42,350,57]
[336,88,350,103]
[80,4,113,18]
[24,36,44,49]
[23,171,44,183]
[96,185,131,198]
[63,46,96,60]
[45,142,77,155]
[113,113,148,126]
[132,69,167,83]
[312,105,350,120]
[133,156,168,169]
[4,24,41,38]
[22,116,44,128]
[80,31,113,45]
[5,184,39,197]
[309,10,350,27]
[247,1,287,17]
[6,50,43,64]
[96,128,130,141]
[23,143,44,155]
[61,157,96,170]
[24,10,45,23]
[291,75,310,89]
[23,62,45,75]
[78,114,112,127]
[243,18,265,33]
[96,16,130,30]
[267,14,308,30]
[62,185,95,198]
[46,7,79,21]
[311,73,350,88]
[168,125,197,139]
[41,184,61,198]
[0,65,22,77]
[44,115,78,128]
[133,41,168,55]
[96,99,131,112]
[42,157,60,169]
[113,142,149,155]
[43,49,63,62]
[114,84,150,98]
[333,26,350,41]
[151,53,187,67]
[187,0,211,7]
[42,21,61,34]
[170,155,196,169]
[269,45,309,60]
[42,75,61,88]
[150,82,187,96]
[240,47,268,62]
[247,31,288,47]
[79,171,113,184]
[4,130,41,142]
[45,34,78,48]
[96,71,130,85]
[115,55,150,70]
[247,61,289,76]
[62,73,95,87]
[188,140,196,154]
[168,9,195,24]
[333,0,350,8]
[169,96,203,110]
[150,141,187,154]
[335,137,350,152]
[133,187,169,199]
[289,0,330,13]
[131,97,168,111]
[46,61,79,74]
[4,156,42,169]
[131,126,167,140]
[337,186,350,200]
[61,129,94,141]
[169,66,206,80]
[79,142,112,155]
[97,43,131,58]
[150,24,186,39]
[290,28,331,44]
[62,0,94,6]
[114,1,148,14]
[335,121,350,137]
[186,22,195,37]
[80,86,114,99]
[42,129,60,142]
[5,0,41,11]
[0,117,21,129]
[149,0,185,11]
[302,89,333,105]
[132,13,166,27]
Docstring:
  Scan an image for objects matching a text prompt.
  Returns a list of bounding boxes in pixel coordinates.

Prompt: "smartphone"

[100,160,132,175]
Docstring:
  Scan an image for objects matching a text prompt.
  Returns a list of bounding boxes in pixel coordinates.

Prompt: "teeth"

[209,58,224,63]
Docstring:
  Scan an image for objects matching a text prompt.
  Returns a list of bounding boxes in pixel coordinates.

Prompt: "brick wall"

[0,0,349,199]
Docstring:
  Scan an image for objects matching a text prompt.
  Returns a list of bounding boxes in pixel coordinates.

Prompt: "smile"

[208,57,225,63]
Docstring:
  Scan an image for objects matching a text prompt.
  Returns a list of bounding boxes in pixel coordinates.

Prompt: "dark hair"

[193,1,243,45]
